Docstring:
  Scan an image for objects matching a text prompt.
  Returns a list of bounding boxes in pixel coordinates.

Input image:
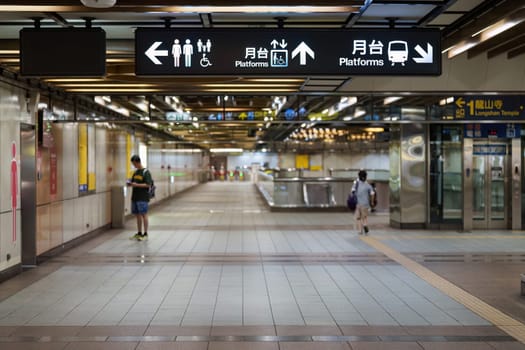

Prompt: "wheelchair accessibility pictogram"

[270,50,288,67]
[200,54,212,68]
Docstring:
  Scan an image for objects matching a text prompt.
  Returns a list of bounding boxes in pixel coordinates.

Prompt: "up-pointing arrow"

[413,43,433,64]
[145,41,168,65]
[291,42,315,66]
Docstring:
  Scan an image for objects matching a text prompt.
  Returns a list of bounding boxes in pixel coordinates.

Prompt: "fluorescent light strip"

[447,41,477,58]
[155,6,356,13]
[59,84,156,88]
[161,149,202,153]
[210,148,243,153]
[479,20,519,41]
[384,96,402,105]
[0,6,75,11]
[107,58,134,63]
[201,84,299,88]
[0,5,357,13]
[67,89,162,92]
[46,79,106,82]
[204,88,297,92]
[449,13,525,58]
[248,78,305,82]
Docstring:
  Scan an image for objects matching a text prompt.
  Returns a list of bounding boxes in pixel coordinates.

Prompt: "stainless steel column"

[463,138,473,232]
[389,126,401,227]
[402,124,426,227]
[20,123,37,266]
[390,124,427,228]
[512,138,521,230]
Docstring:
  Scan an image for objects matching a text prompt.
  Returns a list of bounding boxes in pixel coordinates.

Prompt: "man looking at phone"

[128,155,153,241]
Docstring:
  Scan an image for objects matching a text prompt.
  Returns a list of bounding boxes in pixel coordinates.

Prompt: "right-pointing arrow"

[145,41,168,65]
[413,43,433,63]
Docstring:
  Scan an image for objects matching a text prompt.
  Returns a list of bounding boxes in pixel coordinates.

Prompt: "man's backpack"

[143,169,156,199]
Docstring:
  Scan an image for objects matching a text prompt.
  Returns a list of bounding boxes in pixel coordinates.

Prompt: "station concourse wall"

[35,124,204,257]
[0,78,205,278]
[0,81,34,274]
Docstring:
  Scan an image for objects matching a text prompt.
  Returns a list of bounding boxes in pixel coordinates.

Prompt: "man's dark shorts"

[132,201,149,215]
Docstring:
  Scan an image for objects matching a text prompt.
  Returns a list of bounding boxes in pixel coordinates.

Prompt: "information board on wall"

[135,29,441,76]
[464,123,521,139]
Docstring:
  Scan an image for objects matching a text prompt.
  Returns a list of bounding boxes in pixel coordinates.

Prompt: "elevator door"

[472,142,508,229]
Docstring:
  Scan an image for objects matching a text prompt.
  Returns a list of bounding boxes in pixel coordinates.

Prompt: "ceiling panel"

[447,0,485,12]
[428,13,464,26]
[360,4,435,20]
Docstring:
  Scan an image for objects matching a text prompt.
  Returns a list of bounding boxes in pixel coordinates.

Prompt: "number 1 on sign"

[467,100,475,116]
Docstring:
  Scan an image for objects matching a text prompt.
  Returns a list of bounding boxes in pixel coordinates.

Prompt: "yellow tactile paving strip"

[374,235,525,239]
[361,236,525,344]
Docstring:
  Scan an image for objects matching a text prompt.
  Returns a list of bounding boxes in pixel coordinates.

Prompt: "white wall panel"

[0,84,25,272]
[61,123,78,199]
[36,205,50,255]
[0,211,21,271]
[95,127,108,193]
[0,120,19,212]
[62,199,75,243]
[110,132,127,187]
[72,197,83,239]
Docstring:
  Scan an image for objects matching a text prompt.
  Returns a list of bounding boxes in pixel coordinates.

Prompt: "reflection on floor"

[0,182,524,350]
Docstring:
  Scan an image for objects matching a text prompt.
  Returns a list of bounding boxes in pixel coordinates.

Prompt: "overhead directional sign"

[20,28,106,77]
[135,29,441,76]
[454,95,525,120]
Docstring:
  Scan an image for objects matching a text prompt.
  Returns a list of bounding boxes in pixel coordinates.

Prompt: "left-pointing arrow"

[145,41,168,65]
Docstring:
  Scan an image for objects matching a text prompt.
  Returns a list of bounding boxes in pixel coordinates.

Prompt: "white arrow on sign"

[291,42,315,65]
[413,43,433,64]
[145,41,168,65]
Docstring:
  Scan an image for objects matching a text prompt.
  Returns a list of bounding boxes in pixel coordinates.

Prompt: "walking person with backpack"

[127,155,154,241]
[351,169,375,235]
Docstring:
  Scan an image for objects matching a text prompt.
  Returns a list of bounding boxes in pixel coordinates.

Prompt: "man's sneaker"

[138,233,148,241]
[364,226,369,234]
[130,233,142,240]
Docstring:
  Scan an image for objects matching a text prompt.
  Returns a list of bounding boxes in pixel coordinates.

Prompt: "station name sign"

[135,29,441,76]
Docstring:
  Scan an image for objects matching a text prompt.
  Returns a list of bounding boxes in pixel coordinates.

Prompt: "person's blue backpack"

[346,180,358,211]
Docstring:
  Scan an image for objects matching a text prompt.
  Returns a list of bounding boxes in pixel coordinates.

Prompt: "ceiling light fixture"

[80,0,116,8]
[153,6,357,13]
[210,148,243,153]
[447,41,476,58]
[383,96,402,105]
[448,8,525,58]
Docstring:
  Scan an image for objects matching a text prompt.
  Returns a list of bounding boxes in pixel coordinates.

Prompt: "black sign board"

[135,28,441,76]
[454,95,525,120]
[20,28,106,77]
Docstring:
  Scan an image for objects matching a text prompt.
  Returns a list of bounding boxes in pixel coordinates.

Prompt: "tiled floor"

[0,181,525,349]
